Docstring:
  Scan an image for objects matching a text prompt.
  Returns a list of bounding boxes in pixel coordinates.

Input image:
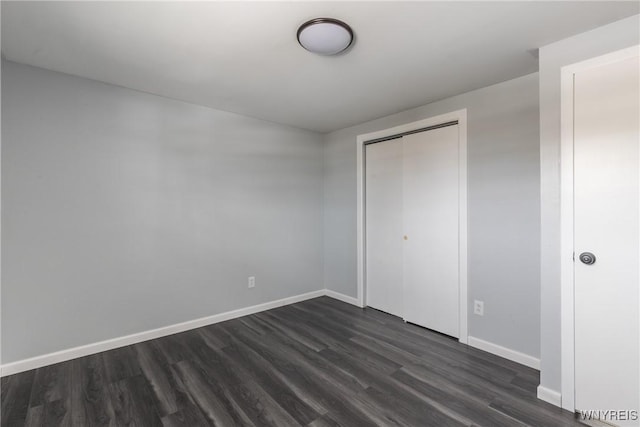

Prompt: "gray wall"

[1,61,324,363]
[324,73,541,358]
[538,14,640,394]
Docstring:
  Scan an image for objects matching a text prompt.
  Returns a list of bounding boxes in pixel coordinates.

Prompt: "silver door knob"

[579,252,596,265]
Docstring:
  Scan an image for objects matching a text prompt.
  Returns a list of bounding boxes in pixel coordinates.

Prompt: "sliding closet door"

[365,138,404,317]
[403,125,459,337]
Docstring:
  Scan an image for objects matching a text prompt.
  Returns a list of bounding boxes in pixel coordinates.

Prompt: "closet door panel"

[402,125,459,337]
[365,138,404,317]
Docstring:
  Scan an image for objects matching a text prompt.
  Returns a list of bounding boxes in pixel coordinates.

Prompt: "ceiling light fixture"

[297,18,354,56]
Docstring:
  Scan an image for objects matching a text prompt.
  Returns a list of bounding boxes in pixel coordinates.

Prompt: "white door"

[365,138,404,317]
[403,126,460,337]
[573,55,639,425]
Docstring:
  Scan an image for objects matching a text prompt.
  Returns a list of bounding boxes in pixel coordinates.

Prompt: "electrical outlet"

[474,300,484,316]
[248,276,255,288]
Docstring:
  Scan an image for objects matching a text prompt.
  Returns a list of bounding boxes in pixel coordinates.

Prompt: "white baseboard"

[0,289,326,377]
[324,289,361,307]
[9,291,528,378]
[467,336,540,370]
[537,385,562,407]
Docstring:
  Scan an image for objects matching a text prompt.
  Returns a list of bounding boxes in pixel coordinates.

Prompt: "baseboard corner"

[324,289,361,307]
[537,385,562,407]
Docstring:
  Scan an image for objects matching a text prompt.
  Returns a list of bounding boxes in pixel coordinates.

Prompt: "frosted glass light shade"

[297,18,353,56]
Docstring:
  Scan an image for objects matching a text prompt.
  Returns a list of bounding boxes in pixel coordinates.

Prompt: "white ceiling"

[2,2,638,133]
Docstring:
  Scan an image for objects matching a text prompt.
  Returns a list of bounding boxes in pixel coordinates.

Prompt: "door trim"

[559,45,640,412]
[356,109,468,344]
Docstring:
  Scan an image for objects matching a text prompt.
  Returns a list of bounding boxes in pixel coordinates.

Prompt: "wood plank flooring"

[2,296,584,426]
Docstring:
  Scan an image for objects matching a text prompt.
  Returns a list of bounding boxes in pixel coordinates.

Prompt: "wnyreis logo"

[579,410,639,422]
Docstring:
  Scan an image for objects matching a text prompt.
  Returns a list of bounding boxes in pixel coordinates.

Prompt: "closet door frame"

[356,109,468,344]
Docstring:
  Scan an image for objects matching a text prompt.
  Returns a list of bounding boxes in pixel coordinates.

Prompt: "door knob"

[579,252,596,265]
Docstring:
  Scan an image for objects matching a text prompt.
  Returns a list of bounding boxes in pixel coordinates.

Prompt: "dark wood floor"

[2,296,584,426]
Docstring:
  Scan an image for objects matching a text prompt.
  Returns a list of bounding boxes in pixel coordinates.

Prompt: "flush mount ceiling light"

[297,18,354,56]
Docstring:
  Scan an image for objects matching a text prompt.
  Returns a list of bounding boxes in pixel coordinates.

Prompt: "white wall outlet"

[248,276,255,288]
[474,300,484,316]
